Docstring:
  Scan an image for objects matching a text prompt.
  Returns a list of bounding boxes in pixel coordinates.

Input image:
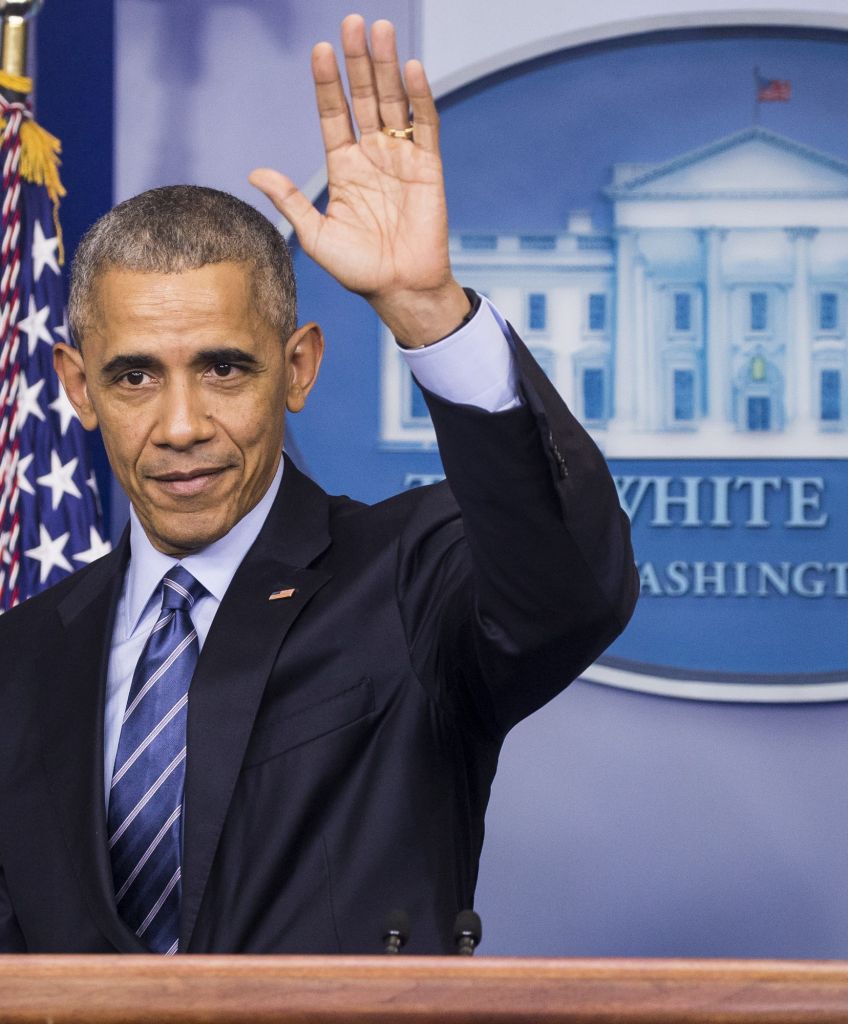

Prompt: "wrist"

[372,280,471,349]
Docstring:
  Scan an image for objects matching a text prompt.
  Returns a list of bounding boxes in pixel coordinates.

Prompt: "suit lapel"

[39,533,147,952]
[180,462,333,951]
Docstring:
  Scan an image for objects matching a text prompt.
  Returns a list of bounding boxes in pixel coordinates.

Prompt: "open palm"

[250,16,468,346]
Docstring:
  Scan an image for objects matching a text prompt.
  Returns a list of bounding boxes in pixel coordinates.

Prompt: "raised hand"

[249,15,469,347]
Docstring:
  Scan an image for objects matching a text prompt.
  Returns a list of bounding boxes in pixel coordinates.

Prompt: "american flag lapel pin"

[269,587,297,601]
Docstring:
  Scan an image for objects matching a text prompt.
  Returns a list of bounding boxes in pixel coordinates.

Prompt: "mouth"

[148,466,232,498]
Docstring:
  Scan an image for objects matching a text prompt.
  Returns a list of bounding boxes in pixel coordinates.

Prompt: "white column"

[612,230,636,428]
[632,254,649,429]
[704,228,728,430]
[787,227,817,431]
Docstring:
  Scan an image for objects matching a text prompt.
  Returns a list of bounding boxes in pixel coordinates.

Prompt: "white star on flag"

[36,451,82,510]
[31,220,61,281]
[17,295,53,356]
[49,384,79,435]
[16,294,53,358]
[24,524,72,583]
[16,452,35,495]
[73,525,111,565]
[16,371,46,428]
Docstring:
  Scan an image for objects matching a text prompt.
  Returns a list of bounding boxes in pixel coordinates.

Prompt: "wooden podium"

[2,956,848,1022]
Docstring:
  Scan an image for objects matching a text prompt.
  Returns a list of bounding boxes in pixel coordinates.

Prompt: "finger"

[370,20,410,129]
[249,168,323,254]
[312,41,355,154]
[341,13,381,136]
[404,59,439,153]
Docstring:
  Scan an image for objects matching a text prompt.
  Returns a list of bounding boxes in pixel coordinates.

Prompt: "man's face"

[55,262,322,556]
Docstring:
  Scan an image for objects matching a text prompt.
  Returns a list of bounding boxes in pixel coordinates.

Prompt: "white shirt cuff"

[399,296,522,412]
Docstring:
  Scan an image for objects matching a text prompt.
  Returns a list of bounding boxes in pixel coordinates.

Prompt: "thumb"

[249,168,322,253]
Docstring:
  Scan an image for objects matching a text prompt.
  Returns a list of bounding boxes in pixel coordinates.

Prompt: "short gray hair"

[68,185,297,346]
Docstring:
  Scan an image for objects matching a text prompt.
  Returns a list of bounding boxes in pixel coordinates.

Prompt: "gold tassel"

[0,69,32,95]
[0,69,66,264]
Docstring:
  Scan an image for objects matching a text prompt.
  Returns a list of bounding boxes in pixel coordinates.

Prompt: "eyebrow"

[99,347,261,379]
[194,347,261,367]
[99,353,159,379]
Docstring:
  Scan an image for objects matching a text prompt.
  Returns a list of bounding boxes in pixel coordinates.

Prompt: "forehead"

[92,262,257,338]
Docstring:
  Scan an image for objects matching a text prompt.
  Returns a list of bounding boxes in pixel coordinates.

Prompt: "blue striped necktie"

[107,565,205,955]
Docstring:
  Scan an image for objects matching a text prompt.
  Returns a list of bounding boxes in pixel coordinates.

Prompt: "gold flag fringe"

[0,69,66,264]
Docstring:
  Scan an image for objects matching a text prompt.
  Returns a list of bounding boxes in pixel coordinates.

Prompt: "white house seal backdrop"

[295,28,848,704]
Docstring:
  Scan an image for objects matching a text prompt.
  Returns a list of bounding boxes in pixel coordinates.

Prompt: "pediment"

[607,128,848,199]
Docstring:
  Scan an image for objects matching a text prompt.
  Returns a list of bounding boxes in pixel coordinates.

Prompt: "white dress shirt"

[103,295,520,804]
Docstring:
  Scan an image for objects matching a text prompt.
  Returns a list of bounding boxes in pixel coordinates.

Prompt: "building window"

[673,369,695,421]
[673,292,692,332]
[577,236,613,251]
[528,293,547,331]
[519,235,556,251]
[819,292,839,331]
[750,291,768,332]
[747,396,771,431]
[583,368,605,420]
[821,369,842,422]
[588,293,607,332]
[460,234,497,251]
[410,378,429,420]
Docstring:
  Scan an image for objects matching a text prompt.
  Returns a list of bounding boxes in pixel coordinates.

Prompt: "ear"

[284,322,324,414]
[53,343,99,430]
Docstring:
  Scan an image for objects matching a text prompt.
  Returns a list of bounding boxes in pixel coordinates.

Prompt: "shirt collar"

[124,457,285,636]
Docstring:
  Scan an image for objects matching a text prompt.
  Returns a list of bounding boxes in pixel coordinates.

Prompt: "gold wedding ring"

[381,124,414,141]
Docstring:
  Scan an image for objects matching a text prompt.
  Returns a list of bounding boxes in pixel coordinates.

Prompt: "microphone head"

[453,909,482,945]
[382,909,410,946]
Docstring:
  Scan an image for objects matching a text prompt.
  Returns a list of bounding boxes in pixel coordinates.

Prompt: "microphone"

[382,909,410,954]
[453,909,482,956]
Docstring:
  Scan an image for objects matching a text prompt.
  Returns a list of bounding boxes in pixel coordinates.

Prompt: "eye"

[212,363,234,377]
[123,370,149,386]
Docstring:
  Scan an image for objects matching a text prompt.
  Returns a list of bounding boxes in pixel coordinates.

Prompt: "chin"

[151,518,234,557]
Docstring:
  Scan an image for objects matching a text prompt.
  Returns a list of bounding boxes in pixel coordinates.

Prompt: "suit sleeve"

[398,325,639,738]
[0,864,26,951]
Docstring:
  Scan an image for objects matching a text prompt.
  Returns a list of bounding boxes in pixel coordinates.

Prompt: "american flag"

[756,73,791,103]
[0,92,108,613]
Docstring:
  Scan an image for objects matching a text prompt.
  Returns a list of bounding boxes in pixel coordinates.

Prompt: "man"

[0,17,637,954]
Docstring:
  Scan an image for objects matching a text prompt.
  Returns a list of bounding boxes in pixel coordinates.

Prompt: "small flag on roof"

[755,70,791,103]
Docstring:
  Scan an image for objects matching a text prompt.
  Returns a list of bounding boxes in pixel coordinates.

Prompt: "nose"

[151,379,216,450]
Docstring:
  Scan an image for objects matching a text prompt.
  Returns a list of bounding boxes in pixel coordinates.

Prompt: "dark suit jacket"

[0,335,637,954]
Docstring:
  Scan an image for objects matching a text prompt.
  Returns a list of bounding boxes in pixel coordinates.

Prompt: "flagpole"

[1,0,42,93]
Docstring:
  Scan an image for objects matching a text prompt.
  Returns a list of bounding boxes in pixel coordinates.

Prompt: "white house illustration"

[381,127,848,457]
